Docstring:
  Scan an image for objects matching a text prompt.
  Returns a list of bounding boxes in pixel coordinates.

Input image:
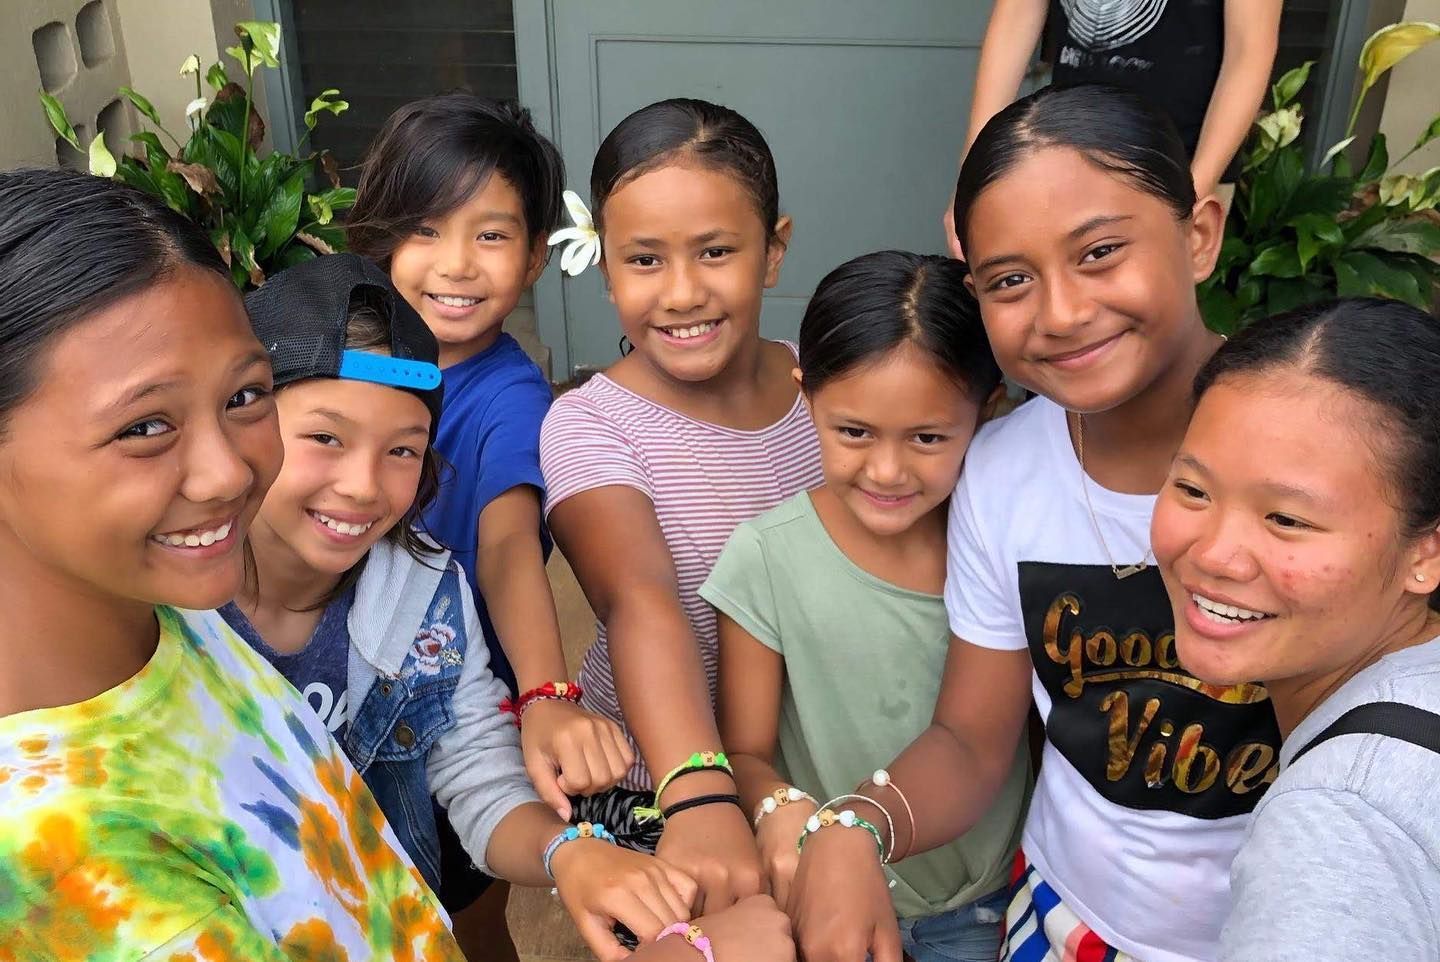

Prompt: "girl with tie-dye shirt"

[0,169,463,960]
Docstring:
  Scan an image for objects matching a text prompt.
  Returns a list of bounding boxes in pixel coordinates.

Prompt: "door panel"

[519,1,995,374]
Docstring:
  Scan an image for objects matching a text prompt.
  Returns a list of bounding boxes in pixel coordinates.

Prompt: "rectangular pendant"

[1114,563,1147,580]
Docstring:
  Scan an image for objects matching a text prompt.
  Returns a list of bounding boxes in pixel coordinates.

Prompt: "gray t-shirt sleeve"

[1221,786,1440,960]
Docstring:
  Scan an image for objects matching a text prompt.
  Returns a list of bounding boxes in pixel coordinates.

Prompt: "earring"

[1417,572,1427,583]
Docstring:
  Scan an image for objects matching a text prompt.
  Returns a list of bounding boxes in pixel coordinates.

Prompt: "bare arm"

[550,485,762,910]
[1190,0,1282,196]
[946,0,1049,255]
[475,485,568,685]
[476,486,634,815]
[717,614,790,815]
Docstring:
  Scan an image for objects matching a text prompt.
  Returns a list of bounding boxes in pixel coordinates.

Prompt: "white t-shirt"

[945,396,1282,962]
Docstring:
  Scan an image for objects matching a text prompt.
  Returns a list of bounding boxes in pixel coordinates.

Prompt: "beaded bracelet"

[823,792,898,863]
[796,807,885,860]
[656,922,716,962]
[542,821,616,880]
[500,680,583,727]
[753,785,819,828]
[863,769,917,863]
[635,751,732,822]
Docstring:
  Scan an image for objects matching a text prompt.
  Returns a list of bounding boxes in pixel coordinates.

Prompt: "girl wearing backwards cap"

[213,253,796,962]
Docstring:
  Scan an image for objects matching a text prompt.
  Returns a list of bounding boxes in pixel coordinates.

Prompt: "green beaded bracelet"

[796,807,885,859]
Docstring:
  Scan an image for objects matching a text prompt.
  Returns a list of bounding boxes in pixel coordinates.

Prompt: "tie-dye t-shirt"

[0,606,464,961]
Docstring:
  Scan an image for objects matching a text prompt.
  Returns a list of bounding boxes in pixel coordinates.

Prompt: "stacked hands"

[534,723,907,962]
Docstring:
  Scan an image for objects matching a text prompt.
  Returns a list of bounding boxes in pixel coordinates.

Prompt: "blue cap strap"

[338,350,441,391]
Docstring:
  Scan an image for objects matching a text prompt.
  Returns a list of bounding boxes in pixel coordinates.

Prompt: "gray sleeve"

[1220,787,1440,960]
[425,570,539,876]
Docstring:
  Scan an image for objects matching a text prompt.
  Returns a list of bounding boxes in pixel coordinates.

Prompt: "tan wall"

[1378,0,1440,176]
[115,0,219,137]
[0,0,219,172]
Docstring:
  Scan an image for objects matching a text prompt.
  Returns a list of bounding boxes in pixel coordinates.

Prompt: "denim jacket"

[342,539,537,891]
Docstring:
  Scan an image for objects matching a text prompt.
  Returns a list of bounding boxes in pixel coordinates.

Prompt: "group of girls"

[1,73,1437,962]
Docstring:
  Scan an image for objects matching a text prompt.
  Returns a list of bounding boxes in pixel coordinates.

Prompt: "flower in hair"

[547,190,601,277]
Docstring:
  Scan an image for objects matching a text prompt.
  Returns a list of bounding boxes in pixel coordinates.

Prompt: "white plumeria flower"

[547,189,601,277]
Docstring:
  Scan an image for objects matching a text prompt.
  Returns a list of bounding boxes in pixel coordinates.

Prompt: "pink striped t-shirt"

[540,351,823,789]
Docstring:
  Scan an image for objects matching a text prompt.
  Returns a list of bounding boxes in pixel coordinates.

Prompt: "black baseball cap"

[245,253,443,436]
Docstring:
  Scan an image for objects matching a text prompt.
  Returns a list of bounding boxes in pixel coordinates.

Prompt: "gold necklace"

[1075,413,1153,580]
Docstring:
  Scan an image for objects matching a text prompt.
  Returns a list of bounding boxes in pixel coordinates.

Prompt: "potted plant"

[1200,21,1440,333]
[40,21,353,289]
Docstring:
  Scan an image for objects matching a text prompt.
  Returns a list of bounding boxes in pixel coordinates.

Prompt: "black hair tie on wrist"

[661,793,745,821]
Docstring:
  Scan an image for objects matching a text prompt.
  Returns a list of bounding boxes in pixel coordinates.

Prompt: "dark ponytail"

[590,98,780,238]
[953,83,1194,249]
[799,250,1000,401]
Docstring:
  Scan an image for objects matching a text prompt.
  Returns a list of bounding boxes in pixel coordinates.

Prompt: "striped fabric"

[539,352,823,790]
[1004,852,1137,962]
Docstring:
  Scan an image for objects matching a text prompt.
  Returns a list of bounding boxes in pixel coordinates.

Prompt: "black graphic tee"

[1049,0,1232,175]
[945,395,1280,962]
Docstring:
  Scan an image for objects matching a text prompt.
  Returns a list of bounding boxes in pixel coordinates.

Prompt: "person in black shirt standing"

[945,0,1280,258]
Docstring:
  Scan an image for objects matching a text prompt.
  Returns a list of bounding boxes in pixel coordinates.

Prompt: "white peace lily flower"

[179,54,201,76]
[185,96,209,129]
[547,189,601,277]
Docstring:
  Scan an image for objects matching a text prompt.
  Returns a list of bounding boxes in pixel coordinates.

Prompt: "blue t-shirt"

[424,333,553,697]
[220,587,356,741]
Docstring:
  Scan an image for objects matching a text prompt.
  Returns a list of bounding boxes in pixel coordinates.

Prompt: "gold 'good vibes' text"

[1042,593,1278,796]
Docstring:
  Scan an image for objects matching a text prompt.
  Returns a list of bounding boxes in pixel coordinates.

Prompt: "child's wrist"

[543,821,617,880]
[500,680,583,727]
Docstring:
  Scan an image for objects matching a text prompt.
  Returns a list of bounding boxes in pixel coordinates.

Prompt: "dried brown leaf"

[320,151,341,189]
[167,160,221,197]
[296,231,336,255]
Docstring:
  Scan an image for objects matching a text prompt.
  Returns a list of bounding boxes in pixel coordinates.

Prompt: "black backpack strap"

[1292,701,1440,766]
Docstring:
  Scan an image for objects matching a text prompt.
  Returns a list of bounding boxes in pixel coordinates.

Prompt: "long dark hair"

[799,250,1000,402]
[349,94,565,266]
[952,83,1195,250]
[1195,298,1440,553]
[0,168,230,436]
[590,98,781,239]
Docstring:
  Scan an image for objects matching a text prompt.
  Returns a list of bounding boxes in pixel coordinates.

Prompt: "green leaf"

[118,86,163,128]
[304,88,349,130]
[1198,284,1241,335]
[231,225,264,288]
[274,243,319,270]
[1336,250,1425,305]
[39,91,80,149]
[1271,61,1313,110]
[1289,212,1345,269]
[1359,134,1390,184]
[1287,176,1358,221]
[1352,218,1440,256]
[1250,244,1305,278]
[206,62,229,90]
[184,126,241,201]
[1236,277,1265,309]
[130,131,171,170]
[225,44,254,76]
[306,186,356,226]
[1415,113,1440,154]
[88,134,117,177]
[113,156,162,197]
[1265,277,1329,315]
[1250,147,1306,228]
[257,169,306,259]
[235,21,282,70]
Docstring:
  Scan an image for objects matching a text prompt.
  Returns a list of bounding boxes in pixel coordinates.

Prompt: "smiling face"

[599,162,789,385]
[249,376,431,582]
[964,146,1221,414]
[1152,369,1440,697]
[808,343,986,539]
[387,172,547,365]
[0,265,282,611]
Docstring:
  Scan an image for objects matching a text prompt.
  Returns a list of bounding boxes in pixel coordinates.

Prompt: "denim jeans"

[897,887,1008,962]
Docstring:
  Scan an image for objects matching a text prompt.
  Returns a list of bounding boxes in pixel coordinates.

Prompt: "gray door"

[516,1,996,376]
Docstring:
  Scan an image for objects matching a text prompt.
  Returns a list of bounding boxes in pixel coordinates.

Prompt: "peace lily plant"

[40,21,353,289]
[1200,20,1440,332]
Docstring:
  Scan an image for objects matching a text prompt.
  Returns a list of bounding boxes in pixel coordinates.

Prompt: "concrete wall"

[1,0,223,172]
[1378,0,1440,176]
[115,0,219,137]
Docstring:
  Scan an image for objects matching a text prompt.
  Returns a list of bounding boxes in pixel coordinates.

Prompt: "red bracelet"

[500,681,583,727]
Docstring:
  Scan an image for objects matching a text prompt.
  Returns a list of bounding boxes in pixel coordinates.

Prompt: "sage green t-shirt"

[700,491,1030,920]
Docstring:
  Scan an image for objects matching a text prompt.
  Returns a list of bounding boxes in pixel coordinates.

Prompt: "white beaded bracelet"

[822,792,898,864]
[752,785,819,828]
